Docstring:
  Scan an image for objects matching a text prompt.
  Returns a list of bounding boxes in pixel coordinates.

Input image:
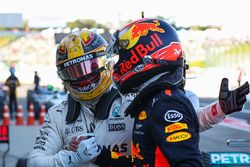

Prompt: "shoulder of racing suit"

[148,87,196,115]
[66,87,121,123]
[46,99,68,119]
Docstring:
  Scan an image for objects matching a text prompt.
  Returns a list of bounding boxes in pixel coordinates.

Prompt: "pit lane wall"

[0,125,40,167]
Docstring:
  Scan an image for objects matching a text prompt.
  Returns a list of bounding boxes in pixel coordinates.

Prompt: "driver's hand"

[219,78,249,115]
[69,136,79,152]
[59,133,100,166]
[69,133,94,152]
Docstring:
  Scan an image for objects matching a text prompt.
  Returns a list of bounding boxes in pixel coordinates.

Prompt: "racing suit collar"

[79,86,112,108]
[124,73,180,117]
[80,86,120,120]
[137,72,169,93]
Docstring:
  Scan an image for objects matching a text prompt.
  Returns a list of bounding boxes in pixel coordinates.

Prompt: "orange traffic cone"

[27,103,35,125]
[2,104,10,126]
[39,104,46,125]
[16,105,24,125]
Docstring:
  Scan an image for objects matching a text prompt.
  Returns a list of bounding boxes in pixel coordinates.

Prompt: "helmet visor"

[58,57,105,81]
[68,70,102,93]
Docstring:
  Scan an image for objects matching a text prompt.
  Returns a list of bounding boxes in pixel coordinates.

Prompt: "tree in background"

[66,19,110,32]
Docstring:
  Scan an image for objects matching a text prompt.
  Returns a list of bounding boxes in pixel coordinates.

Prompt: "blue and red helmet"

[107,18,186,94]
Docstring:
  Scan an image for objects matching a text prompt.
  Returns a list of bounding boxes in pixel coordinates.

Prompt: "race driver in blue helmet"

[91,18,249,167]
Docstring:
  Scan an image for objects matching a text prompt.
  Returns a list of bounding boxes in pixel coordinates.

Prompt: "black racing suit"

[5,75,20,118]
[95,85,203,167]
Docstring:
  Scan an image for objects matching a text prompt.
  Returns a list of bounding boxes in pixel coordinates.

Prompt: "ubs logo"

[65,126,84,135]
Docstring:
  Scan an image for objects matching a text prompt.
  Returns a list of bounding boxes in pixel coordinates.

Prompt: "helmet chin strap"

[79,86,112,109]
[79,98,100,109]
[63,69,112,101]
[64,80,100,108]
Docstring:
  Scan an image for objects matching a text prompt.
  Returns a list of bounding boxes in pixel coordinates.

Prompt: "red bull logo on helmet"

[132,19,165,39]
[118,33,163,75]
[118,40,182,75]
[112,41,182,86]
[119,19,165,50]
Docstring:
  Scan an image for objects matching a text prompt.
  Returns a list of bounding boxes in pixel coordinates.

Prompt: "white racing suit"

[27,89,225,167]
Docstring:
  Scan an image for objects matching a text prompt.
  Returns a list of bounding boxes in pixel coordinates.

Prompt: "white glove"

[76,136,101,162]
[58,135,101,167]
